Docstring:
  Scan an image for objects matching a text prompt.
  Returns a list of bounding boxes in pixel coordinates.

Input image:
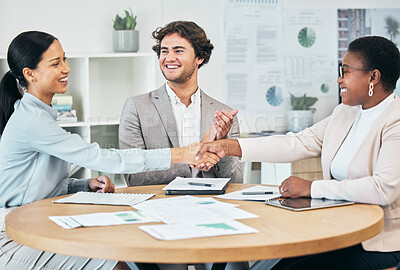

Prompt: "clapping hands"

[201,109,239,143]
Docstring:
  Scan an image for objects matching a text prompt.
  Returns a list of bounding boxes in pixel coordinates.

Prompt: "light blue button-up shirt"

[0,93,171,207]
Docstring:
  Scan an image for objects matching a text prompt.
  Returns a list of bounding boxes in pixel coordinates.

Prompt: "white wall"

[1,0,400,123]
[0,0,163,55]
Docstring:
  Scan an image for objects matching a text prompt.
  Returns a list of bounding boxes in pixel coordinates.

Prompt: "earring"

[369,83,374,97]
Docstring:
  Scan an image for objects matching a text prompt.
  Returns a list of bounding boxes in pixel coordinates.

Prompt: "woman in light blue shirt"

[0,31,219,270]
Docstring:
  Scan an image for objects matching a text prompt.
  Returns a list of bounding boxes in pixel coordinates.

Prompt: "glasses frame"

[338,63,371,78]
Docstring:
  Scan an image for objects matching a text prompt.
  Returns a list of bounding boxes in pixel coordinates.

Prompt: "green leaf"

[290,93,318,110]
[113,8,137,30]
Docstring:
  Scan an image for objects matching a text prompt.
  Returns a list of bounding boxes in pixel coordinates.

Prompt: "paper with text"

[53,192,155,206]
[139,219,259,240]
[49,210,160,229]
[134,196,257,224]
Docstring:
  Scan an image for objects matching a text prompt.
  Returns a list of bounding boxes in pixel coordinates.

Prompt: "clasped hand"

[89,175,115,193]
[178,143,220,171]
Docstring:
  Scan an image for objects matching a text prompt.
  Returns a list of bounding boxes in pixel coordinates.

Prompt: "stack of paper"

[134,196,258,224]
[133,195,259,240]
[163,177,230,195]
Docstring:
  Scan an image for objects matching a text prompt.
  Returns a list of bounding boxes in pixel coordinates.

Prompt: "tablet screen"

[266,198,354,211]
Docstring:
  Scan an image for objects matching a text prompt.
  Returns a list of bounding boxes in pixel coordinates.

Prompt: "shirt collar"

[360,92,395,118]
[21,93,58,120]
[165,82,200,105]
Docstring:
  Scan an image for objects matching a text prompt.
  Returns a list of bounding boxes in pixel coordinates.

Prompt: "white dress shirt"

[165,83,201,177]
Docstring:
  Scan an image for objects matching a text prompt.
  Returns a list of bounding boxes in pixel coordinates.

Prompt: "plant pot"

[286,110,314,132]
[113,30,139,52]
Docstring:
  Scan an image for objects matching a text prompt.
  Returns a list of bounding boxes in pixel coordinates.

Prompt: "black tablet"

[266,198,354,211]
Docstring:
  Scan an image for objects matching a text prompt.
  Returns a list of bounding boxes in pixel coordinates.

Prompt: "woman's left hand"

[279,176,312,198]
[88,175,115,193]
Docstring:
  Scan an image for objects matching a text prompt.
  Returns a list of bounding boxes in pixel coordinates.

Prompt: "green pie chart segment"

[298,27,316,48]
[266,86,283,107]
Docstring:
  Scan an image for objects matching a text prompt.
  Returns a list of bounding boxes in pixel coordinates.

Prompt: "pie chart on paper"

[266,86,283,106]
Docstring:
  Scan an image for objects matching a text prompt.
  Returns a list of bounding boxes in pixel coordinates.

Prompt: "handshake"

[170,109,242,171]
[171,139,242,171]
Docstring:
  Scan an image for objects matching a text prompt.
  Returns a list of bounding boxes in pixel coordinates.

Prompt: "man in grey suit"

[119,21,243,188]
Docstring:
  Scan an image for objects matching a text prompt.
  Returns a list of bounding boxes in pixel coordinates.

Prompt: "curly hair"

[348,36,400,91]
[152,21,214,69]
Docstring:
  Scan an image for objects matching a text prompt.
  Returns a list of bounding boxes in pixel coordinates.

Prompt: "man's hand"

[279,176,312,198]
[215,109,238,140]
[195,139,243,163]
[171,143,220,171]
[201,109,239,143]
[196,141,227,161]
[88,175,115,193]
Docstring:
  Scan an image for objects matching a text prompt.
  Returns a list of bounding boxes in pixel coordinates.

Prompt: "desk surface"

[6,184,384,263]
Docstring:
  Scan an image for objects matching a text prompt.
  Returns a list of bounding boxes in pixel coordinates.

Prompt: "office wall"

[1,0,400,124]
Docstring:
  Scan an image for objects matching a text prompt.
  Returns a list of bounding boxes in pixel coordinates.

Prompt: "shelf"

[58,118,120,128]
[59,121,89,128]
[68,52,154,59]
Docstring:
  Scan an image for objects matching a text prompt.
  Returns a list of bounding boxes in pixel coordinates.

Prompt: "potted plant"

[286,93,318,132]
[112,8,139,52]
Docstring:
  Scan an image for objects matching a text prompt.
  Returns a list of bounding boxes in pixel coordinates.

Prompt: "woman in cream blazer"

[197,36,400,269]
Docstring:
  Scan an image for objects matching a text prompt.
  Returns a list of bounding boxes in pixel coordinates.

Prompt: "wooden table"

[5,184,384,264]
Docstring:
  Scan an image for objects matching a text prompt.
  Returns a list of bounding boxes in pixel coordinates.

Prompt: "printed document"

[134,196,258,224]
[52,192,155,206]
[139,219,259,240]
[49,210,160,229]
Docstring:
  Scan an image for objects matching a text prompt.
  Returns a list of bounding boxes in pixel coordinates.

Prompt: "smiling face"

[337,51,372,108]
[25,40,70,104]
[159,33,203,85]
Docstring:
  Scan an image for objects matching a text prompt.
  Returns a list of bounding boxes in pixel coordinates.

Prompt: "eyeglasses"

[338,63,371,78]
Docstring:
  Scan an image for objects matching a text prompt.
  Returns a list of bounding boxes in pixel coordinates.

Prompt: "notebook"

[266,198,354,211]
[163,177,230,195]
[52,192,155,206]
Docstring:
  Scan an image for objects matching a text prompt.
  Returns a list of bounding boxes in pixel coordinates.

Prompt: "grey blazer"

[119,84,243,186]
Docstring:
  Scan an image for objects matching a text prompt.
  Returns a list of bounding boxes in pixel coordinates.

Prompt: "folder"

[163,177,230,195]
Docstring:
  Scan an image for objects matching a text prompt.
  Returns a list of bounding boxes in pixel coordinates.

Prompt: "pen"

[188,182,215,187]
[242,191,274,195]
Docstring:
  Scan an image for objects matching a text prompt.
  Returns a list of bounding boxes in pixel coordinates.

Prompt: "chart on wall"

[223,2,338,118]
[282,9,337,99]
[223,0,284,116]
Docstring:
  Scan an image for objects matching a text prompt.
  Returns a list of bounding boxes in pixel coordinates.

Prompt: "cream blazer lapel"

[322,105,361,179]
[152,85,179,148]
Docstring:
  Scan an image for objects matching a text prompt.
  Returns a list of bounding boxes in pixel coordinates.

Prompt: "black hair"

[152,21,214,68]
[0,31,57,135]
[348,36,400,91]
